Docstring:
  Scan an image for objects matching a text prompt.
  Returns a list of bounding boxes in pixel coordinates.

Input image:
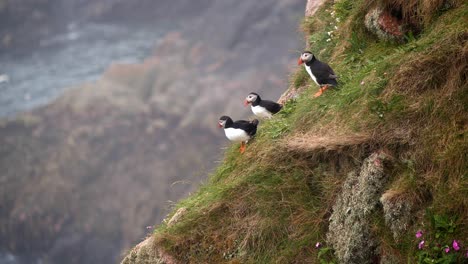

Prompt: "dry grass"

[367,0,464,29]
[150,132,354,263]
[388,32,467,95]
[284,133,371,152]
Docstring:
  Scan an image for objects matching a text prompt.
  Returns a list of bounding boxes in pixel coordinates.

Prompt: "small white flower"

[334,26,338,30]
[336,18,341,22]
[326,38,331,42]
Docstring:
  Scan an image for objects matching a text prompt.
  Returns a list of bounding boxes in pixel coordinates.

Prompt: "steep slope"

[122,0,468,263]
[122,0,467,263]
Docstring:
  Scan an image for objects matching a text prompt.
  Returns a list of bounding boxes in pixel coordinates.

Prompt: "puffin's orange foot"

[314,88,324,98]
[239,142,246,154]
[313,85,329,98]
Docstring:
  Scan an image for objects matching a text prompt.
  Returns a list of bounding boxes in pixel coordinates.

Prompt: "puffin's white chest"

[305,65,319,86]
[224,128,250,142]
[251,105,272,119]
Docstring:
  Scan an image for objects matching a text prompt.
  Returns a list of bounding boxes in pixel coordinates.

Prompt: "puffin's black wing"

[232,120,258,137]
[311,59,338,86]
[259,100,282,114]
[234,120,251,125]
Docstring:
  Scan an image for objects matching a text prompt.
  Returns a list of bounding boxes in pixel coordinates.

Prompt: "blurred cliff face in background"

[0,0,304,263]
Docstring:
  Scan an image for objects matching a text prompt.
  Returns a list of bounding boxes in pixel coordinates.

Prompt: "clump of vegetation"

[291,68,309,89]
[414,213,467,263]
[378,0,464,30]
[123,0,468,263]
[315,242,337,264]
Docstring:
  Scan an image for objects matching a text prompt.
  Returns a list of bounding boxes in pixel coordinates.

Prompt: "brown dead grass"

[370,0,464,29]
[284,133,371,152]
[154,193,281,263]
[389,32,467,96]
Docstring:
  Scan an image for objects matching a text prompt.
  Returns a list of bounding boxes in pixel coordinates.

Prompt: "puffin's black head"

[244,92,260,106]
[298,51,314,65]
[218,116,231,128]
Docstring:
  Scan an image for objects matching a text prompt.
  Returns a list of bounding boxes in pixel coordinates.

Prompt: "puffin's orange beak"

[243,100,249,106]
[297,57,303,65]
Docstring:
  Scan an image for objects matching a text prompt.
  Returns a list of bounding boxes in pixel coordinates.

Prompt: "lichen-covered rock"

[365,7,404,42]
[327,152,390,264]
[380,190,413,240]
[277,86,304,105]
[167,207,188,227]
[121,237,164,264]
[305,0,326,17]
[121,236,178,264]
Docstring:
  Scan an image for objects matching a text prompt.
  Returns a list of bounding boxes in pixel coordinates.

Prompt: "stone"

[380,190,413,240]
[121,236,174,264]
[365,7,404,41]
[327,152,390,264]
[305,0,326,17]
[167,207,188,227]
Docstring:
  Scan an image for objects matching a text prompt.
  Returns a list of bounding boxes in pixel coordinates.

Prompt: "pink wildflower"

[418,240,425,250]
[453,240,460,251]
[315,242,322,249]
[444,247,450,253]
[415,230,423,238]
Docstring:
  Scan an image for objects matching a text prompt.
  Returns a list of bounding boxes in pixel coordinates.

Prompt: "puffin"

[218,116,259,154]
[298,51,338,97]
[244,92,282,119]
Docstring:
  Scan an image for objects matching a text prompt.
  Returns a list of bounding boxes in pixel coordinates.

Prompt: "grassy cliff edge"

[122,0,467,263]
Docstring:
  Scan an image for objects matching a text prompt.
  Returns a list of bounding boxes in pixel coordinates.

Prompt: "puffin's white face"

[218,119,227,128]
[244,93,258,106]
[300,52,313,63]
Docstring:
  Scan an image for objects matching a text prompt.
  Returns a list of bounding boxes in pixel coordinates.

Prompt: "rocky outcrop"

[365,7,405,41]
[121,236,176,264]
[380,190,414,240]
[327,152,391,264]
[166,208,188,227]
[305,0,326,16]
